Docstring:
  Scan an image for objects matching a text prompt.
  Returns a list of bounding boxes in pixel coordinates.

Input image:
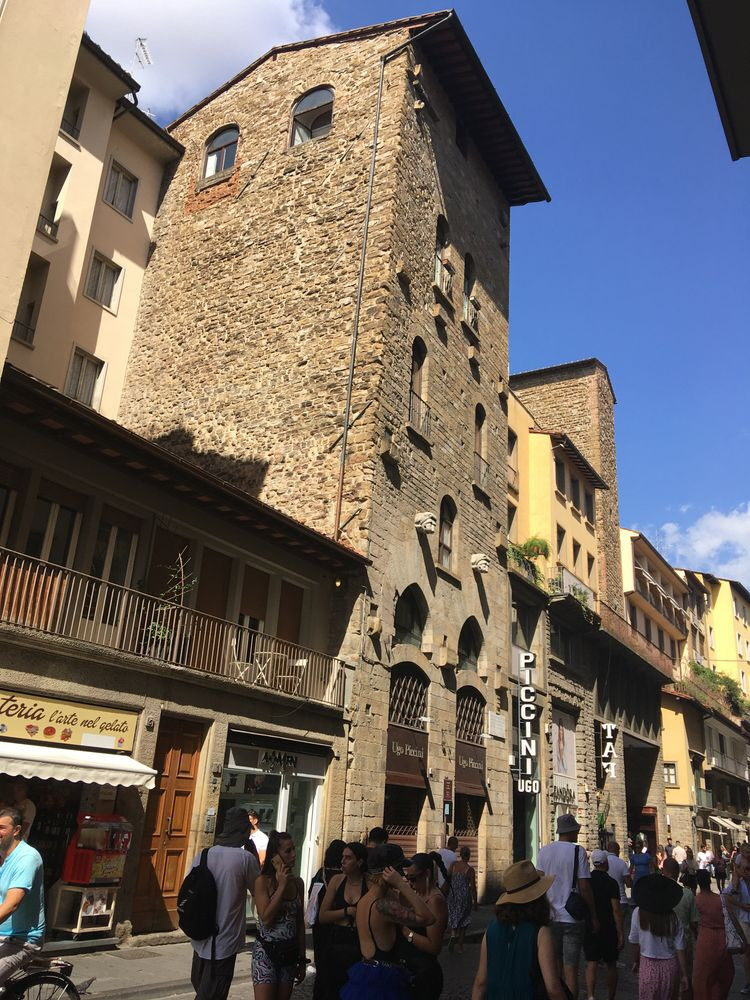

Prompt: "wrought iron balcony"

[0,547,346,709]
[11,320,35,346]
[408,390,432,440]
[36,213,59,240]
[473,452,489,490]
[549,563,595,607]
[707,750,750,782]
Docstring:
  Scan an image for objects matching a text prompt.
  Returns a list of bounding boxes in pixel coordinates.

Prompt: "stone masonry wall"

[118,29,517,892]
[510,361,624,616]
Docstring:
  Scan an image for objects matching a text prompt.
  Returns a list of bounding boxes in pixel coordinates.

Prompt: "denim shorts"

[551,920,585,967]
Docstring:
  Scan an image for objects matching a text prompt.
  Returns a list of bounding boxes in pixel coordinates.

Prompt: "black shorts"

[583,930,618,964]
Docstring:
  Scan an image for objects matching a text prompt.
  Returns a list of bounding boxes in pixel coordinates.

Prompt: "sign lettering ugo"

[515,652,540,795]
[0,690,137,752]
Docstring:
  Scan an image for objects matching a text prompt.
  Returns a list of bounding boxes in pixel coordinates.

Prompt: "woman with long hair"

[692,869,736,1000]
[447,846,478,953]
[471,859,568,1000]
[316,842,368,999]
[629,873,688,1000]
[252,830,306,1000]
[308,839,345,1000]
[399,851,448,999]
[340,844,435,1000]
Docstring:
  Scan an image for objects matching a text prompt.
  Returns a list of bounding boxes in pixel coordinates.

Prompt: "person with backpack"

[180,806,260,1000]
[536,813,597,999]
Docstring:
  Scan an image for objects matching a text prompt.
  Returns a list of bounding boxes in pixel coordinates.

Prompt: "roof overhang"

[0,365,368,573]
[116,99,184,162]
[532,429,608,490]
[686,0,750,160]
[168,10,548,206]
[80,33,140,100]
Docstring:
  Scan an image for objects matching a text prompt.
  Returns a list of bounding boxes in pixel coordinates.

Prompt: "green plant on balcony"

[509,536,550,587]
[570,584,590,609]
[144,548,197,657]
[691,660,750,717]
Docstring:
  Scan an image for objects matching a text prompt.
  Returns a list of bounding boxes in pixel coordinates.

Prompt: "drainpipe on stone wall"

[333,10,455,540]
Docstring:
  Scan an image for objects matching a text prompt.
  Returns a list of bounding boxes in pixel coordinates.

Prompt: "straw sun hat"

[496,860,555,905]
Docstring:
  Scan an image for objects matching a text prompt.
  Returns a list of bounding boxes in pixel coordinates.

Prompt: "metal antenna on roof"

[135,37,153,69]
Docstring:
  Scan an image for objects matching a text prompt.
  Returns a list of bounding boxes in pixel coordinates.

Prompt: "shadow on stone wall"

[154,427,269,497]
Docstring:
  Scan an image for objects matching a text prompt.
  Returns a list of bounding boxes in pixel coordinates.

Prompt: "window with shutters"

[84,251,122,312]
[104,160,138,218]
[389,664,428,730]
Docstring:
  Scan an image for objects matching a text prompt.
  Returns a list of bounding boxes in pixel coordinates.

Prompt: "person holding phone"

[252,831,306,999]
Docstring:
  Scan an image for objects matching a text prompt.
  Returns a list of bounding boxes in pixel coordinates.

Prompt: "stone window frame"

[288,85,335,148]
[438,495,457,574]
[198,123,241,190]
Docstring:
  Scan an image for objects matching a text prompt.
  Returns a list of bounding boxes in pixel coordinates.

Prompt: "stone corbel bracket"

[415,511,437,534]
[471,553,491,574]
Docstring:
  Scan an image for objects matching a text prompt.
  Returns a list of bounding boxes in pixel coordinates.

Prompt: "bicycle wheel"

[13,971,80,1000]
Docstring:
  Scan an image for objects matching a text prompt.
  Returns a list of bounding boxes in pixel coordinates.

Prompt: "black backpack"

[177,848,218,959]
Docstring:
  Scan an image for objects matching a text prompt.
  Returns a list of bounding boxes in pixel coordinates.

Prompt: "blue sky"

[87,0,750,579]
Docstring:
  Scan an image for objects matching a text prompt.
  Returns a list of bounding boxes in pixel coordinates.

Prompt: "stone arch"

[457,616,485,674]
[456,685,487,744]
[394,583,429,650]
[388,661,430,730]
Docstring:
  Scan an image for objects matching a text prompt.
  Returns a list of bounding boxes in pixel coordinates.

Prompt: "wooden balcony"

[0,547,346,710]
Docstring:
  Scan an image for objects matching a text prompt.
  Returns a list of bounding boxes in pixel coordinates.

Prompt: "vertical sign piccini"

[515,650,540,794]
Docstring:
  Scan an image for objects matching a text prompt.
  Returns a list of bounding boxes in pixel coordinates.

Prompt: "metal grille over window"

[389,664,428,730]
[456,689,485,744]
[291,88,334,146]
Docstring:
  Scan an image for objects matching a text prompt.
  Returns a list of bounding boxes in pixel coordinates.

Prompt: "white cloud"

[85,0,335,121]
[657,503,750,584]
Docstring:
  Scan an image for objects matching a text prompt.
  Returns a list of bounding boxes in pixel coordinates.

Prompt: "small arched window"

[291,87,334,146]
[456,687,485,742]
[410,338,426,398]
[434,216,451,290]
[389,663,429,730]
[463,253,475,321]
[394,585,426,648]
[474,404,486,458]
[409,338,430,437]
[458,618,483,673]
[438,496,456,571]
[204,126,239,178]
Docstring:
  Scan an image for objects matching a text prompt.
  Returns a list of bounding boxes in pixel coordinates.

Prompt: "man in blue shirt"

[0,805,45,986]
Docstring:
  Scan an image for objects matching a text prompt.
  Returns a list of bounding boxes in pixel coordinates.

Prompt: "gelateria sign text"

[0,690,137,751]
[516,651,540,795]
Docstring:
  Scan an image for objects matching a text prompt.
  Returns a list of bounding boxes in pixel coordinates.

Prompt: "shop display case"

[62,813,133,885]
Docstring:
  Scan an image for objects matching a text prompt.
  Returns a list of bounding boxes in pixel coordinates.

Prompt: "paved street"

[65,929,750,1000]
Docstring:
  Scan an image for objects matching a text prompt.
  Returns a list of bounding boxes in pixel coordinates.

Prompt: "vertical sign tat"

[516,651,540,794]
[601,723,618,778]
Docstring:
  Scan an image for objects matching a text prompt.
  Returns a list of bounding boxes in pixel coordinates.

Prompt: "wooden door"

[132,718,203,933]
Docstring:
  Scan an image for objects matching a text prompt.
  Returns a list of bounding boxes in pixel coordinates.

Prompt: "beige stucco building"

[0,0,90,359]
[5,34,182,418]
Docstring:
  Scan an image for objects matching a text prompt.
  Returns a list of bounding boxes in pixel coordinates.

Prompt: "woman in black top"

[308,839,345,1000]
[399,852,449,999]
[317,842,368,999]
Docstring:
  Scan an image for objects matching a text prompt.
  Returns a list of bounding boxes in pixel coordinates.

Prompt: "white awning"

[0,740,156,789]
[710,816,734,831]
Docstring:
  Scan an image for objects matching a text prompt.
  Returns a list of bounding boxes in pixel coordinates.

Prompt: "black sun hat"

[632,873,683,913]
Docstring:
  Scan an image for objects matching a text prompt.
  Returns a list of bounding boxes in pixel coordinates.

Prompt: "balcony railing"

[473,452,489,490]
[708,750,750,781]
[695,787,713,808]
[0,547,346,709]
[60,116,81,140]
[549,564,595,607]
[598,602,675,679]
[408,390,432,440]
[508,546,541,588]
[11,320,35,346]
[462,298,479,332]
[36,213,59,240]
[507,462,519,493]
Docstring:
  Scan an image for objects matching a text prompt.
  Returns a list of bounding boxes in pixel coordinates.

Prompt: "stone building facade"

[118,13,548,895]
[511,361,668,854]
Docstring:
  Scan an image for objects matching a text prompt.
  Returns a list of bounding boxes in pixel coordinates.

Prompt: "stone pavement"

[58,910,750,1000]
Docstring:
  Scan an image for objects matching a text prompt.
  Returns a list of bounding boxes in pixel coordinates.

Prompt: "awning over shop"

[0,740,156,789]
[710,815,747,835]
